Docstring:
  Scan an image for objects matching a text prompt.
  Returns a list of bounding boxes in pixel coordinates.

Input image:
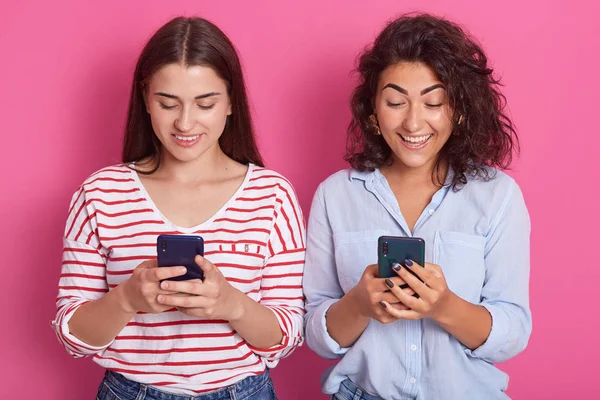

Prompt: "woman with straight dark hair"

[304,13,531,399]
[52,17,305,400]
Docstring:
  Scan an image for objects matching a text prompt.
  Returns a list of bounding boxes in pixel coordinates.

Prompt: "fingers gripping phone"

[157,234,204,281]
[378,236,425,284]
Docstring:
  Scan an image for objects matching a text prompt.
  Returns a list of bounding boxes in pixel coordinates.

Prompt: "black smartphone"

[157,234,205,281]
[378,236,425,282]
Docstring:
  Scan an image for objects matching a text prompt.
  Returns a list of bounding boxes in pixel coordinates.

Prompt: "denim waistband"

[102,369,271,400]
[335,379,382,400]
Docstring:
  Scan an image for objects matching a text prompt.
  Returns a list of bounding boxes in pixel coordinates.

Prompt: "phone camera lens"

[161,241,167,249]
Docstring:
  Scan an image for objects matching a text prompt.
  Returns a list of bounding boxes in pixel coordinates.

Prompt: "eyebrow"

[383,83,445,95]
[154,91,221,100]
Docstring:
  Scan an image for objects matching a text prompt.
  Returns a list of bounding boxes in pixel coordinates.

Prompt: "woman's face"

[373,61,454,172]
[145,63,232,164]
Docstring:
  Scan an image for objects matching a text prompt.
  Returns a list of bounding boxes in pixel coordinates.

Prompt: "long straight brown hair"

[122,17,264,171]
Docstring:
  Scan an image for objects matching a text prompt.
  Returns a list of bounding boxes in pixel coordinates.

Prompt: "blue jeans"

[97,370,277,400]
[332,379,382,400]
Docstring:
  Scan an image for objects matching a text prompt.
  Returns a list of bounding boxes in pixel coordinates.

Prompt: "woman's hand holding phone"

[118,260,188,314]
[380,260,455,322]
[347,264,416,324]
[156,255,246,321]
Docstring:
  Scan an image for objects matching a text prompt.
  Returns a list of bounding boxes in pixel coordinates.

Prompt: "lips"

[400,134,432,144]
[171,133,201,147]
[398,133,433,149]
[173,134,199,141]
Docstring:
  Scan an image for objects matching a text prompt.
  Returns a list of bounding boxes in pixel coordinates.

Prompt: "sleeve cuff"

[249,306,303,359]
[306,299,350,359]
[52,302,113,356]
[463,303,509,361]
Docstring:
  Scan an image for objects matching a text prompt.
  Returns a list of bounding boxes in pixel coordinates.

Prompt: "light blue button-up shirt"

[303,167,531,400]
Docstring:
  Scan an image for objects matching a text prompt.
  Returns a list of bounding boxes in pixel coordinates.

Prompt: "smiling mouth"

[171,133,202,147]
[173,134,200,141]
[399,134,433,148]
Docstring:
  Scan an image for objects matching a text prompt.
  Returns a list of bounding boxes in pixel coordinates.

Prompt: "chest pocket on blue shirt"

[333,230,389,293]
[433,231,486,303]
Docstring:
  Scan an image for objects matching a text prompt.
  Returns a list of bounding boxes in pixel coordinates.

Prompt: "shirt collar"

[349,166,455,187]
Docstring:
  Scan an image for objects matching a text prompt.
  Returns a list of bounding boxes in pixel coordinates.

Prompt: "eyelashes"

[386,101,405,108]
[159,102,176,110]
[386,101,444,108]
[159,103,216,110]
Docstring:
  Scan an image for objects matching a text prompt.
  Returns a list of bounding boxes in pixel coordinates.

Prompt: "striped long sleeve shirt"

[52,163,305,395]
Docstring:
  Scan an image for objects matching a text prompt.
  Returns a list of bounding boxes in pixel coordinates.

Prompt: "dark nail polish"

[379,301,387,309]
[392,263,401,271]
[404,259,414,267]
[385,279,394,288]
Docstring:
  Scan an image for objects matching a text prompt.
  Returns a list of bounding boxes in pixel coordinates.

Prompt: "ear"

[227,100,232,116]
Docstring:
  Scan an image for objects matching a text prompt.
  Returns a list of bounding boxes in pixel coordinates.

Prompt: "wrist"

[431,290,459,325]
[227,288,247,322]
[113,282,136,315]
[345,287,369,319]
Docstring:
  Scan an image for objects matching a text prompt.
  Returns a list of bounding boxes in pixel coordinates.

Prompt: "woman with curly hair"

[303,13,531,400]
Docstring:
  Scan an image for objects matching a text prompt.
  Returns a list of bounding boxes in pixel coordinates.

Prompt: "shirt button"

[410,344,417,351]
[428,209,435,215]
[409,377,416,384]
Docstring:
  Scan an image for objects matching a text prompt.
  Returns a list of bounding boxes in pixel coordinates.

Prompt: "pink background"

[1,0,598,398]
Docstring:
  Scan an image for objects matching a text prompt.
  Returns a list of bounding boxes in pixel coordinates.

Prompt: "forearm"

[325,290,370,348]
[435,292,492,350]
[229,291,284,349]
[68,285,135,347]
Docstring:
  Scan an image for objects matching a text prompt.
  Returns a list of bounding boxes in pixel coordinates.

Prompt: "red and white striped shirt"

[52,163,306,395]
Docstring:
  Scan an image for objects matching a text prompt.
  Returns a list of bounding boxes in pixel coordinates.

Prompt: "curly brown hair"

[345,13,518,189]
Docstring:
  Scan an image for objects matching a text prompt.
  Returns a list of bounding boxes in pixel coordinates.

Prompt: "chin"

[164,139,217,163]
[392,151,432,170]
[162,148,203,164]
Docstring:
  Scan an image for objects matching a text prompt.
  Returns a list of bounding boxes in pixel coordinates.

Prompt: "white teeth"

[401,134,432,144]
[175,135,199,141]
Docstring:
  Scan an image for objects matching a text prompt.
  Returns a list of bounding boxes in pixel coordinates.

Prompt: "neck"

[381,157,447,188]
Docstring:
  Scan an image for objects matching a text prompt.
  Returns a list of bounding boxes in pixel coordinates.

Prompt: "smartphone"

[157,234,205,281]
[378,236,425,282]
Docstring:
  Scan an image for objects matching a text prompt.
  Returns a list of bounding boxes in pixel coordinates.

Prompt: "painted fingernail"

[404,259,414,267]
[379,301,387,309]
[392,263,401,271]
[385,279,394,288]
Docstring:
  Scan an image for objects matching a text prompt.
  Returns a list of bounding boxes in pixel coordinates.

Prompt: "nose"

[174,107,193,132]
[402,104,425,133]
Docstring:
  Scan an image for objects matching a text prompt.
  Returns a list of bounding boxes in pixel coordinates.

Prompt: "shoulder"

[69,164,135,202]
[462,167,526,215]
[248,166,301,204]
[250,166,299,192]
[314,168,372,203]
[316,169,356,194]
[464,167,519,196]
[79,164,134,188]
